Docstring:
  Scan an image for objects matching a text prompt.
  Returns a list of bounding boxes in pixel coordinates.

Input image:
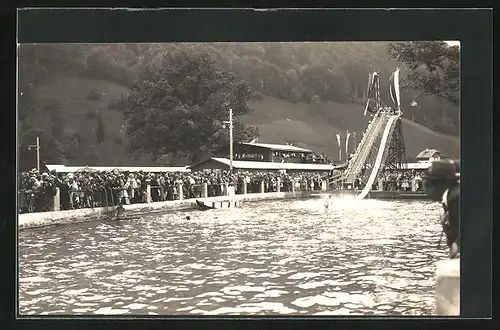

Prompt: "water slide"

[355,115,399,200]
[342,113,388,184]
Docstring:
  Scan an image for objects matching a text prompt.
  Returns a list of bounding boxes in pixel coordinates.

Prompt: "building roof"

[44,164,191,173]
[401,162,433,170]
[240,142,312,153]
[416,148,441,159]
[191,158,336,171]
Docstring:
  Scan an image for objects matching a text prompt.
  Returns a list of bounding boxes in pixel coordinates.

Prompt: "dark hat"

[425,159,460,181]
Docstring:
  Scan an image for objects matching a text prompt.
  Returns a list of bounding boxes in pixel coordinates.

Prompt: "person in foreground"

[424,159,460,259]
[324,194,332,209]
[114,202,127,220]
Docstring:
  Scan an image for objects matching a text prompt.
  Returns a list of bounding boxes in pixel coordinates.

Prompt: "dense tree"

[115,50,259,163]
[388,41,459,105]
[17,42,460,170]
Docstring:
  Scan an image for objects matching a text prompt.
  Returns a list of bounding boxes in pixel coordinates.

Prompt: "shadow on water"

[18,198,446,316]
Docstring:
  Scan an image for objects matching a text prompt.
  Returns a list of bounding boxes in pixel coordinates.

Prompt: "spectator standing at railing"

[22,175,38,213]
[67,174,79,209]
[126,173,138,204]
[175,176,184,199]
[401,176,410,191]
[187,175,196,198]
[141,174,150,203]
[151,174,161,202]
[40,172,57,211]
[76,175,86,208]
[81,175,93,208]
[135,175,142,203]
[156,174,165,201]
[118,175,130,205]
[164,175,173,201]
[414,172,423,191]
[209,175,218,196]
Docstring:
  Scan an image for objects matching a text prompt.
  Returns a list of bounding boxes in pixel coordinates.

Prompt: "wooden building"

[415,149,448,163]
[223,142,318,163]
[189,157,337,173]
[218,142,329,164]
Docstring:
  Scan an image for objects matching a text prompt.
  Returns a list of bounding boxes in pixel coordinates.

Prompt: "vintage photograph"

[17,41,460,316]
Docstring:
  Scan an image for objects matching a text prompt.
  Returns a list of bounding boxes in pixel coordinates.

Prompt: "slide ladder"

[342,113,389,184]
[355,114,400,199]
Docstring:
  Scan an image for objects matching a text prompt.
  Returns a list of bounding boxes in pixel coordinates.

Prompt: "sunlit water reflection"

[19,197,446,316]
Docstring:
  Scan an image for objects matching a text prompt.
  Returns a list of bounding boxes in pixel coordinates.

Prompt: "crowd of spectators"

[233,152,332,164]
[373,169,425,191]
[18,168,330,213]
[18,164,427,214]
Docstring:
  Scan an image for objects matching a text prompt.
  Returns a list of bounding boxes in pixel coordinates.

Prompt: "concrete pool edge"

[18,190,315,230]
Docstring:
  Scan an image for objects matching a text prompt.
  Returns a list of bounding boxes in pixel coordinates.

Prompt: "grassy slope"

[30,75,141,166]
[241,95,459,160]
[29,76,459,166]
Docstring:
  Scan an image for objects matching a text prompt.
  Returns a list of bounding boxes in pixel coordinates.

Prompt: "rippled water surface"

[19,197,446,316]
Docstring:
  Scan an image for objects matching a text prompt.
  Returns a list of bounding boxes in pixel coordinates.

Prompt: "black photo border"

[1,6,494,330]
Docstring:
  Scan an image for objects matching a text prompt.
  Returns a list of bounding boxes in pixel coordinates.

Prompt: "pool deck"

[18,189,430,230]
[316,189,429,200]
[18,190,314,230]
[366,190,429,200]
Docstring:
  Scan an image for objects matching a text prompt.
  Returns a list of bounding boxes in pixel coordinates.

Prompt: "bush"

[87,88,101,101]
[86,110,97,119]
[311,94,321,104]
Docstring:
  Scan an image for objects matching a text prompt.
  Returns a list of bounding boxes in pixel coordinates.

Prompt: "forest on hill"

[18,42,459,169]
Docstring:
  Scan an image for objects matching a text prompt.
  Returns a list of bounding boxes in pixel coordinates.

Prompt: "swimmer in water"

[324,194,332,209]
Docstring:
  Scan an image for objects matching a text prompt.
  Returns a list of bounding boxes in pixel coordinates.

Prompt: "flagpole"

[223,108,234,173]
[28,136,41,173]
[37,137,40,173]
[336,134,342,162]
[229,108,233,173]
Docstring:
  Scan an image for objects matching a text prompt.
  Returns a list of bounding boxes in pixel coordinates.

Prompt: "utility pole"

[223,108,234,173]
[28,136,40,173]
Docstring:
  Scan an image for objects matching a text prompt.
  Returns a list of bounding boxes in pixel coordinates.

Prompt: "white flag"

[336,133,341,161]
[346,132,351,155]
[363,99,370,116]
[389,68,401,110]
[364,71,379,116]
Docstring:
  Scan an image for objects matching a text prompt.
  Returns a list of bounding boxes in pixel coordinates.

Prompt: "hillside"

[28,75,146,166]
[25,75,459,167]
[241,95,459,160]
[19,43,460,136]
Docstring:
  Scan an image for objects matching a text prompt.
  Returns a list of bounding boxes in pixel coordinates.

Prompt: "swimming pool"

[18,196,446,316]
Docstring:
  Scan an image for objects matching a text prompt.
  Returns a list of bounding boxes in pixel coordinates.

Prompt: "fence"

[372,177,425,192]
[18,178,330,214]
